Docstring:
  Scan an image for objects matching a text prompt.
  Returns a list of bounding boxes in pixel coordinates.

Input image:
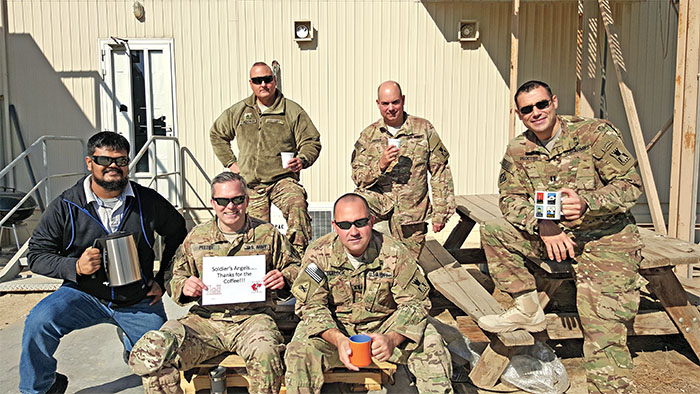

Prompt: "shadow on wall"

[420,0,578,113]
[6,33,97,199]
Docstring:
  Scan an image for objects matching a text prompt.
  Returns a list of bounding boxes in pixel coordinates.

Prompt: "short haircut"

[250,62,271,74]
[87,131,130,156]
[377,81,403,99]
[333,193,370,218]
[514,80,553,108]
[211,171,248,196]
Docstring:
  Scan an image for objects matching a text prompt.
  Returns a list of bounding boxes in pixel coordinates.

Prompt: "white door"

[99,39,179,204]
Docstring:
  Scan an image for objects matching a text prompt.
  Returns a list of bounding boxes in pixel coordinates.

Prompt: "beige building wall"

[2,0,683,226]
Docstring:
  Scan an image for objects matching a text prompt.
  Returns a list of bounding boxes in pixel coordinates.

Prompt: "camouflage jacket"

[498,115,643,237]
[351,114,456,226]
[291,230,431,344]
[166,216,301,322]
[209,91,321,186]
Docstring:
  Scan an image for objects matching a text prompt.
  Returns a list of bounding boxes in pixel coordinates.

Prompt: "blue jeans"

[18,283,167,394]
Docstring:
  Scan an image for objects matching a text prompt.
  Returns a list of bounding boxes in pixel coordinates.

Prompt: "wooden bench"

[177,304,398,393]
[179,353,397,394]
[423,193,700,389]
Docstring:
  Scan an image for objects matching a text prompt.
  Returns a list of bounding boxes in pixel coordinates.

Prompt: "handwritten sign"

[202,255,266,305]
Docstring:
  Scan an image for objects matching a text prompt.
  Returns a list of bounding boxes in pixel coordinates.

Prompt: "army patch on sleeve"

[305,263,327,284]
[499,171,508,185]
[610,147,631,165]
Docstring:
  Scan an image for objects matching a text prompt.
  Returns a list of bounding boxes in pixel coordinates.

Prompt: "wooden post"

[669,0,700,257]
[597,0,667,235]
[508,0,520,139]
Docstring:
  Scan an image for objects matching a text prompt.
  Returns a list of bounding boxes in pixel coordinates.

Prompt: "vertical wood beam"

[669,0,700,250]
[508,0,520,139]
[597,0,667,235]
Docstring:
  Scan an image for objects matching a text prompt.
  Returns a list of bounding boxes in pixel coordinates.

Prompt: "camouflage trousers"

[249,177,312,256]
[480,217,643,394]
[284,320,453,394]
[354,188,427,259]
[129,313,285,394]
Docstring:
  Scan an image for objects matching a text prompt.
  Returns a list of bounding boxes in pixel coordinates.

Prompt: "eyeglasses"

[91,156,130,167]
[334,217,371,230]
[518,99,551,115]
[251,75,274,85]
[212,195,247,206]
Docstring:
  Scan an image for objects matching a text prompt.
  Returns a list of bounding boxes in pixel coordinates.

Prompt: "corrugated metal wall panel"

[4,0,681,222]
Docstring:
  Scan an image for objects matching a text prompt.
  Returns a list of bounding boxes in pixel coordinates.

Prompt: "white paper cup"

[281,152,294,168]
[388,138,401,149]
[534,190,562,220]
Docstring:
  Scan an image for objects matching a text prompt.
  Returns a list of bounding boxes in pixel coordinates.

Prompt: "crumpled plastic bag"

[500,341,569,394]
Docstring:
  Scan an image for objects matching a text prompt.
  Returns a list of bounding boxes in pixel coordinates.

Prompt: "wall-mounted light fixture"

[294,21,313,41]
[133,1,145,21]
[459,20,479,42]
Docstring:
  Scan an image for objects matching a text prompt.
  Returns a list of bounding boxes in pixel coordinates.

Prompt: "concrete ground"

[0,294,190,394]
[0,294,420,394]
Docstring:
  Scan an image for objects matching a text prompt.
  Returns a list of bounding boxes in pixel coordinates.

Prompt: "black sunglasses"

[92,155,130,167]
[334,217,371,230]
[251,75,274,85]
[212,195,247,206]
[519,99,551,115]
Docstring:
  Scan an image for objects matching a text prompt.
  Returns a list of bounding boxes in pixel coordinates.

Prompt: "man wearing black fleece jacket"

[19,132,187,394]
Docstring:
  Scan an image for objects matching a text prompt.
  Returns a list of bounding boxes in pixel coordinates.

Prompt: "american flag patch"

[305,263,326,284]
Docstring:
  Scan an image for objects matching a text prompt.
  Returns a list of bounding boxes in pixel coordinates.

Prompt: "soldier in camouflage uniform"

[284,193,453,394]
[477,81,644,394]
[351,81,455,257]
[129,172,301,394]
[210,62,321,255]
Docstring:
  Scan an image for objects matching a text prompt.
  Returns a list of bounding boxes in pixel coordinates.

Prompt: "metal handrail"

[0,172,83,228]
[0,136,85,180]
[180,146,214,218]
[128,136,182,208]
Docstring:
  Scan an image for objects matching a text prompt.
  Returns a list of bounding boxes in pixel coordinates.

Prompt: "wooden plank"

[544,310,679,340]
[645,117,674,152]
[455,197,499,224]
[640,228,700,268]
[455,315,492,343]
[449,248,487,265]
[508,0,520,140]
[424,241,534,347]
[443,217,475,250]
[597,0,667,235]
[669,0,700,249]
[644,267,700,360]
[469,337,513,389]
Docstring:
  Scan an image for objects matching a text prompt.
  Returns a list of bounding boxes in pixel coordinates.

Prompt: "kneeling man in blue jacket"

[19,131,187,394]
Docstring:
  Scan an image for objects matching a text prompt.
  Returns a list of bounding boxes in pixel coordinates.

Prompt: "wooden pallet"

[180,353,397,394]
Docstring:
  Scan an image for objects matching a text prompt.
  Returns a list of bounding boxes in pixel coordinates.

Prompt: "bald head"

[377,81,403,98]
[333,193,370,218]
[376,81,406,127]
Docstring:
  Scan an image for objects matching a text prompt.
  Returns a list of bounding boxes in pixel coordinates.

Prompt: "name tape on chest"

[305,263,327,284]
[367,271,392,279]
[196,244,222,251]
[243,244,271,252]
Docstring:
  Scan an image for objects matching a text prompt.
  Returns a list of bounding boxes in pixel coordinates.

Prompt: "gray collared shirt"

[83,176,135,233]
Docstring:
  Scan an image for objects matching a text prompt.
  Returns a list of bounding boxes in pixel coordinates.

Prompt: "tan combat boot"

[477,290,546,333]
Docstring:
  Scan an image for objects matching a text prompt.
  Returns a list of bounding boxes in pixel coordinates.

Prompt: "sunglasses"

[519,99,551,115]
[251,75,274,85]
[92,156,130,167]
[334,217,371,230]
[212,195,247,206]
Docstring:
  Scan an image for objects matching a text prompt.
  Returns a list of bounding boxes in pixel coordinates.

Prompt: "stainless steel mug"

[94,231,142,287]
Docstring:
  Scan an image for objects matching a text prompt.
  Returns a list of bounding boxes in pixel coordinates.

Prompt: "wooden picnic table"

[419,193,700,389]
